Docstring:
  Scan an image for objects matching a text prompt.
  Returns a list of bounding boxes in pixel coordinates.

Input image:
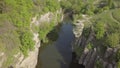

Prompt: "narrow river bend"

[36,21,75,68]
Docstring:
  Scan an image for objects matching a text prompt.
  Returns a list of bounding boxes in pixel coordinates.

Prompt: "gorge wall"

[0,9,63,68]
[14,10,63,68]
[72,14,119,68]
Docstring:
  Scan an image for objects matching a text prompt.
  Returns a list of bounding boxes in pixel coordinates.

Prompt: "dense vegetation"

[34,0,60,15]
[0,0,120,67]
[62,0,120,67]
[20,31,35,56]
[38,21,55,43]
[0,0,61,67]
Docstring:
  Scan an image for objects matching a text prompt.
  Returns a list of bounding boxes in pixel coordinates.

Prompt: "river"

[36,21,75,68]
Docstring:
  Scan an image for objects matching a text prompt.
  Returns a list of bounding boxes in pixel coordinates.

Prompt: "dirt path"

[111,12,120,24]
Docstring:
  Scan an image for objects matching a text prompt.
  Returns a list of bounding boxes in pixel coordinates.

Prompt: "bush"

[94,22,105,39]
[87,43,93,50]
[2,0,34,28]
[39,21,55,43]
[106,33,119,48]
[20,31,35,56]
[117,61,120,68]
[34,0,60,14]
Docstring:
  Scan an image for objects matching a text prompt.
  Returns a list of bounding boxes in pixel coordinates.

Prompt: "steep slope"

[73,8,120,68]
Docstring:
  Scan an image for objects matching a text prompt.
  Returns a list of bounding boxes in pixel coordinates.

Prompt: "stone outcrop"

[13,9,63,68]
[0,8,63,68]
[72,15,118,68]
[0,52,5,67]
[73,20,84,38]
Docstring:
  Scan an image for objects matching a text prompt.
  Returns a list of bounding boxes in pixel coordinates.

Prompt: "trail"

[111,12,120,24]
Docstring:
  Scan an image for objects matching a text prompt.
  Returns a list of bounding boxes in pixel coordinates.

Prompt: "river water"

[36,22,75,68]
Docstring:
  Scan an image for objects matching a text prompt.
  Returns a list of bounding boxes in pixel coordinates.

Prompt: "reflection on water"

[36,22,75,68]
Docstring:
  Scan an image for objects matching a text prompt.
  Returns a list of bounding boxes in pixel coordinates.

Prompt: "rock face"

[0,9,63,68]
[13,13,41,68]
[73,16,118,68]
[73,29,118,68]
[14,11,63,68]
[14,33,40,68]
[73,20,84,38]
[0,52,5,67]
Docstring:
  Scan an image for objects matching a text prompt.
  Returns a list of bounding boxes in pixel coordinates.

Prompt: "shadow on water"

[36,21,75,68]
[69,52,85,68]
[54,22,75,68]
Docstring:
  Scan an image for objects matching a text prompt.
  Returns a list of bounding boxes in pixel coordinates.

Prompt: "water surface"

[37,22,75,68]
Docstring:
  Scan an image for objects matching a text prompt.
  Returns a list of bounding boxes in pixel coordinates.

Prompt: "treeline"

[33,0,60,15]
[60,0,117,20]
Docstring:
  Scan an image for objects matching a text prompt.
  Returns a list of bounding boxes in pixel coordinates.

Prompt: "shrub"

[106,33,119,48]
[20,31,35,56]
[94,22,105,39]
[39,21,55,43]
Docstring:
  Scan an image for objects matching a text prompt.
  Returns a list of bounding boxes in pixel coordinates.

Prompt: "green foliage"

[95,60,103,68]
[73,14,82,22]
[94,22,105,39]
[2,0,34,28]
[82,27,90,38]
[92,9,120,48]
[31,23,39,33]
[2,48,19,68]
[0,0,61,67]
[60,0,95,15]
[87,43,93,50]
[34,0,60,14]
[107,0,114,9]
[112,9,120,23]
[115,50,120,62]
[106,33,119,48]
[60,0,72,11]
[117,61,120,68]
[39,21,55,43]
[60,0,83,14]
[20,31,35,56]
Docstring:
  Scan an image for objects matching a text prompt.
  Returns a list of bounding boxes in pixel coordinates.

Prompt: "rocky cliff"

[15,10,63,68]
[0,8,63,68]
[72,15,119,68]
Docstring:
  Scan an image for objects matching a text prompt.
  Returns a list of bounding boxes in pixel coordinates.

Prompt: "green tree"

[20,31,35,56]
[94,22,105,39]
[39,21,55,42]
[106,33,119,48]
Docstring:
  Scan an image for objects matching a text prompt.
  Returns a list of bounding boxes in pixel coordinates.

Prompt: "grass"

[89,8,120,56]
[0,20,21,67]
[111,9,120,23]
[92,9,120,33]
[2,48,19,68]
[31,23,39,33]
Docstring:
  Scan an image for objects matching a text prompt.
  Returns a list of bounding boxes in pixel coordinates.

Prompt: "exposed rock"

[14,17,40,68]
[104,48,113,59]
[38,12,53,24]
[0,52,5,67]
[73,20,84,38]
[13,9,63,68]
[73,21,117,68]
